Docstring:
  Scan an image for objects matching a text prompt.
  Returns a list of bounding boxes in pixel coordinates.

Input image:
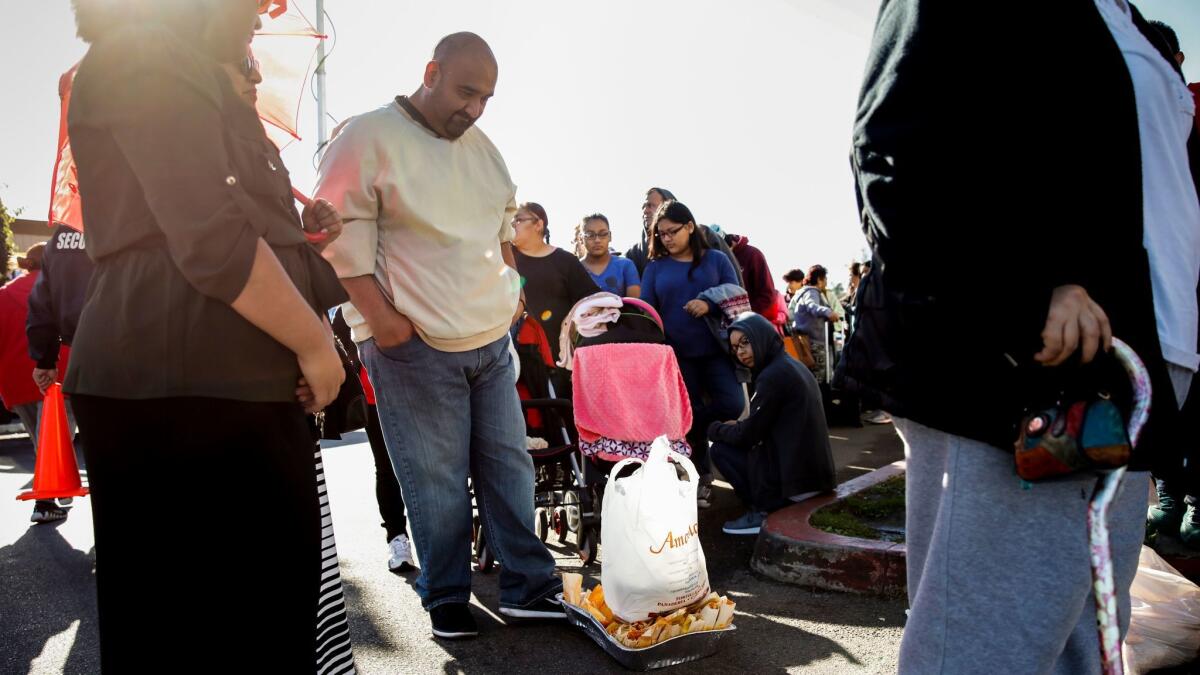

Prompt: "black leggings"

[72,395,323,672]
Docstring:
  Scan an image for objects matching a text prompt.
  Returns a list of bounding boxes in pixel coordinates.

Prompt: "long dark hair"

[648,200,708,278]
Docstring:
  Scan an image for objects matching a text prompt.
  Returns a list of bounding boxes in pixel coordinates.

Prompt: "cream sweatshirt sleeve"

[315,115,380,279]
[500,191,517,243]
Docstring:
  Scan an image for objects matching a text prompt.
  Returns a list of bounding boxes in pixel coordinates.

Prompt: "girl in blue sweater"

[640,201,744,508]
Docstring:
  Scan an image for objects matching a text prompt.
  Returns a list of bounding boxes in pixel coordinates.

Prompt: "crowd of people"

[0,0,1197,672]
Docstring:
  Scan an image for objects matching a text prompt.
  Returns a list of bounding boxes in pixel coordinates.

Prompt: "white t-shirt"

[1095,0,1200,373]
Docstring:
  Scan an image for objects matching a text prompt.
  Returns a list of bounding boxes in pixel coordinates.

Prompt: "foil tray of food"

[558,575,736,671]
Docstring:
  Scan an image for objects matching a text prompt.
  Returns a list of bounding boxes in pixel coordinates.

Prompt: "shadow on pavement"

[0,522,99,674]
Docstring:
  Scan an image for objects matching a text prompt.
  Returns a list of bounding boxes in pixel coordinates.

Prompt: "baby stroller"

[472,314,599,569]
[560,293,693,536]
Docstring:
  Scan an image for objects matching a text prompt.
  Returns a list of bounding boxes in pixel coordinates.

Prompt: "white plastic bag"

[600,435,710,623]
[1123,545,1200,674]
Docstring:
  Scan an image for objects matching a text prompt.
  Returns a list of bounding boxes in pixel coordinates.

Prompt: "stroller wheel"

[578,526,599,566]
[553,507,569,544]
[535,507,549,542]
[563,491,582,533]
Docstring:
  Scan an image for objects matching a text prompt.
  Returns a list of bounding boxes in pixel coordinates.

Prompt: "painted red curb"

[750,461,907,597]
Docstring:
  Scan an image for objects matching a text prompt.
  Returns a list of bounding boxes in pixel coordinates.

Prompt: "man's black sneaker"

[499,595,566,620]
[430,603,479,639]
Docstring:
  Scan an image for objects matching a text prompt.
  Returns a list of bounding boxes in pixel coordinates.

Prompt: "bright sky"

[2,1,1197,287]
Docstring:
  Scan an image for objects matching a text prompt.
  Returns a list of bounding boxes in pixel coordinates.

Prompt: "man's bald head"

[432,32,496,69]
[410,32,499,140]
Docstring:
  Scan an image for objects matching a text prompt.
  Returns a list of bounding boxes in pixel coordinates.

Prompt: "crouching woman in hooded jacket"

[707,313,836,535]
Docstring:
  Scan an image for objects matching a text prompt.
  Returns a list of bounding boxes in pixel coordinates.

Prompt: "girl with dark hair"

[65,1,352,670]
[625,187,744,284]
[578,214,640,297]
[512,202,600,362]
[641,201,743,507]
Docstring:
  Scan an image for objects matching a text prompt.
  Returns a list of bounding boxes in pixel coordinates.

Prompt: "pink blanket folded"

[572,343,692,444]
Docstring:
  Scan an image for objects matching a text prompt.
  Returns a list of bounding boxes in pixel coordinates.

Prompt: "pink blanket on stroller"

[572,343,692,446]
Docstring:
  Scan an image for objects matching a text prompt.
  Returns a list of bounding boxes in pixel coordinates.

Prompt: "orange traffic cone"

[16,383,88,501]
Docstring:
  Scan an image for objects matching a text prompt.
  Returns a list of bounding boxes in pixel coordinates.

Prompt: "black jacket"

[708,313,836,511]
[838,0,1199,473]
[27,223,96,369]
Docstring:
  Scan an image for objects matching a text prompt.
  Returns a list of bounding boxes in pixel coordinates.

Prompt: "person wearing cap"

[625,186,743,285]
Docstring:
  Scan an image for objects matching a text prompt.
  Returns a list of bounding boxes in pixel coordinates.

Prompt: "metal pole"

[315,0,328,154]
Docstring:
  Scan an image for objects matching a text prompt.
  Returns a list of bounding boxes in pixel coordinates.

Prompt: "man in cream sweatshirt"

[315,32,562,640]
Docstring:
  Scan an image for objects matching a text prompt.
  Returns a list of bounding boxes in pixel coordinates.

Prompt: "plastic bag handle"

[607,456,646,521]
[648,438,700,489]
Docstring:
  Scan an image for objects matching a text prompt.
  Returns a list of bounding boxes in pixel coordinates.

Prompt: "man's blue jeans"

[359,334,559,611]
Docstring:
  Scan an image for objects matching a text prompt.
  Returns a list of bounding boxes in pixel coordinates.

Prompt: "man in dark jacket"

[708,313,835,535]
[840,2,1199,672]
[625,187,743,286]
[716,228,776,317]
[27,223,95,392]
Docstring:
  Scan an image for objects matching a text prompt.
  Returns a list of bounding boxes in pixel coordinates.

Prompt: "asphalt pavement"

[0,423,907,674]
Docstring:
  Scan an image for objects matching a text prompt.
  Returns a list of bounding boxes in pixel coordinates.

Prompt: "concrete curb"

[750,461,907,597]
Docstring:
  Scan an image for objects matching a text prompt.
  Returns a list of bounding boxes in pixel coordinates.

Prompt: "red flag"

[48,64,82,231]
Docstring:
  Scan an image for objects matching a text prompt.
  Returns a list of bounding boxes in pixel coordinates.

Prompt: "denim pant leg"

[680,356,745,475]
[13,402,40,444]
[679,358,712,474]
[701,357,746,423]
[360,337,473,610]
[710,441,752,508]
[366,404,407,541]
[468,337,560,608]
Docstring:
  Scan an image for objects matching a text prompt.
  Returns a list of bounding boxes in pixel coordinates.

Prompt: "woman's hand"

[296,341,345,414]
[1035,285,1112,366]
[302,198,344,253]
[685,299,710,318]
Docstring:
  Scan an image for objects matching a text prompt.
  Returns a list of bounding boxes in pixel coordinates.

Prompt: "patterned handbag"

[1013,338,1152,675]
[1014,395,1131,481]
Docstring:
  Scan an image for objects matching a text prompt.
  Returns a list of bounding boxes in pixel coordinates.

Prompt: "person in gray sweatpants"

[839,2,1200,673]
[895,418,1147,673]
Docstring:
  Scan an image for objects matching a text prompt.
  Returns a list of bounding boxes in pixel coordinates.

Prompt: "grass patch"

[810,476,905,541]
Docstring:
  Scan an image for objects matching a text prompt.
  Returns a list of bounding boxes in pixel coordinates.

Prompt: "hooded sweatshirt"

[707,313,836,511]
[726,235,776,317]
